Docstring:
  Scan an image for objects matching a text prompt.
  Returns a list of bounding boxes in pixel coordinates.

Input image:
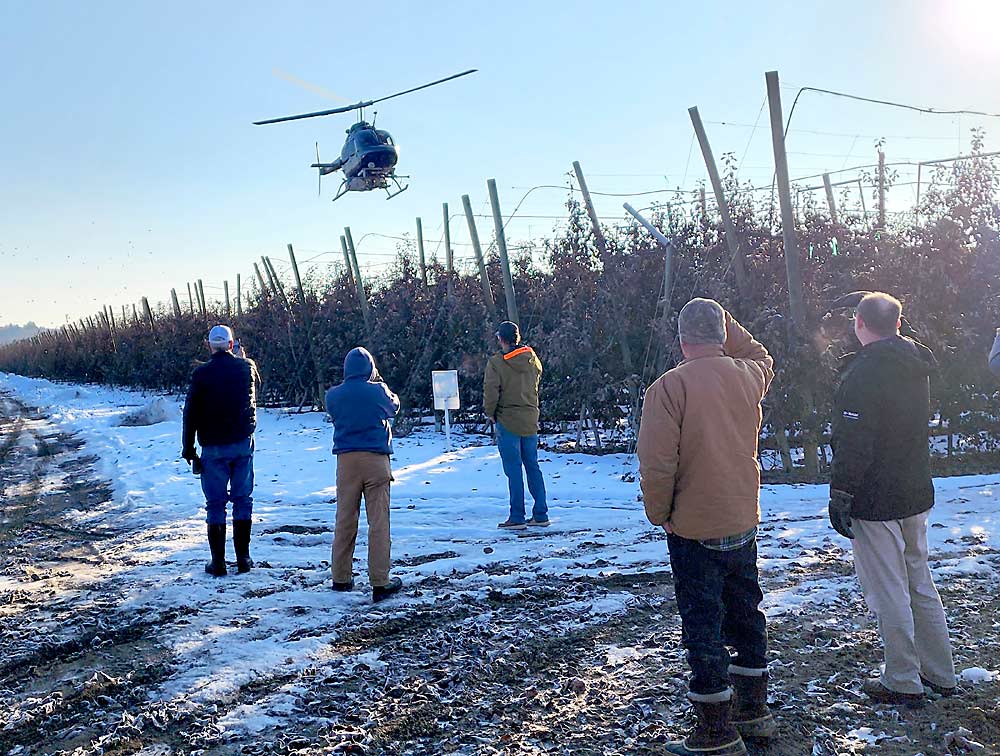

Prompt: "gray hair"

[856,292,901,337]
[678,298,726,345]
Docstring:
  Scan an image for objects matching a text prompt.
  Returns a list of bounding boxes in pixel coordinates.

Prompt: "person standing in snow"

[182,324,262,577]
[483,320,549,530]
[829,292,956,705]
[638,299,775,756]
[325,347,403,603]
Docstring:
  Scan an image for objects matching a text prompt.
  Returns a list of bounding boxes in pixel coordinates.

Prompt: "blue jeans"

[200,437,255,525]
[496,422,547,523]
[667,532,768,696]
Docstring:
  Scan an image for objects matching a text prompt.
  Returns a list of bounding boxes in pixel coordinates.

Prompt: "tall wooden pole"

[765,70,806,329]
[442,202,454,275]
[288,243,325,404]
[877,149,886,229]
[343,227,372,336]
[340,235,355,284]
[197,280,207,317]
[224,280,231,317]
[141,297,155,331]
[486,179,519,325]
[236,274,242,316]
[699,187,707,221]
[822,173,839,224]
[461,193,497,318]
[572,160,609,255]
[171,288,182,318]
[766,69,816,475]
[415,217,428,286]
[264,256,291,311]
[254,263,269,298]
[187,282,195,314]
[688,106,749,302]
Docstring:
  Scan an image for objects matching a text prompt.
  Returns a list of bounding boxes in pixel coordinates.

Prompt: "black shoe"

[205,523,227,577]
[525,518,551,527]
[921,676,959,697]
[497,520,527,530]
[233,519,254,574]
[332,580,355,592]
[730,671,777,740]
[372,576,403,603]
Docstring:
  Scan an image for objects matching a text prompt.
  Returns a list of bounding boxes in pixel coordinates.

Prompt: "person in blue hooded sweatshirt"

[325,347,403,602]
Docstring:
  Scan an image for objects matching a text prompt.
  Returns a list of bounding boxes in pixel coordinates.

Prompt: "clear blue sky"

[3,0,999,326]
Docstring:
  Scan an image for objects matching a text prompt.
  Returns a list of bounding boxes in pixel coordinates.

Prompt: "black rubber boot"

[233,520,254,574]
[731,671,777,740]
[205,523,227,577]
[372,576,403,603]
[665,699,747,755]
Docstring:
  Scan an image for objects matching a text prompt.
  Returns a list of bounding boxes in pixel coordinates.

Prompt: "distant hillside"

[0,322,43,346]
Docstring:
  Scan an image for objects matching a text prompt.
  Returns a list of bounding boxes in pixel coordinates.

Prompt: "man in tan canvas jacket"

[483,320,548,530]
[638,298,775,756]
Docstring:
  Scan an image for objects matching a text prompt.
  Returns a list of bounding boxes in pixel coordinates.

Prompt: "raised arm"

[724,311,775,393]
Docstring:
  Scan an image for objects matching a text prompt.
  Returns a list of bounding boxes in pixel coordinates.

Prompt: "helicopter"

[254,69,477,202]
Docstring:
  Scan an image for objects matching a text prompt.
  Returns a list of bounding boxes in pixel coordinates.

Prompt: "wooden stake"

[442,202,454,274]
[699,187,707,221]
[132,304,138,325]
[187,282,195,314]
[461,194,496,317]
[141,297,155,331]
[236,274,242,316]
[339,235,355,284]
[264,257,291,311]
[288,243,326,404]
[572,161,609,255]
[688,107,749,302]
[877,149,886,229]
[343,227,372,335]
[822,173,839,224]
[253,263,269,297]
[486,179,519,324]
[765,70,806,329]
[416,217,428,286]
[224,280,231,316]
[857,179,869,227]
[197,280,207,317]
[171,288,182,318]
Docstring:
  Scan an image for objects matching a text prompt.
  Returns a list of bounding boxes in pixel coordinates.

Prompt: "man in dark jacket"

[182,325,262,577]
[325,347,402,602]
[829,292,956,706]
[483,321,548,530]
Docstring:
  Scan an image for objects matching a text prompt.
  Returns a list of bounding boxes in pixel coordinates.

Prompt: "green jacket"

[483,345,543,437]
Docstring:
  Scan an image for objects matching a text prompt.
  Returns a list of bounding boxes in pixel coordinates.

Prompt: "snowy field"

[2,372,1000,756]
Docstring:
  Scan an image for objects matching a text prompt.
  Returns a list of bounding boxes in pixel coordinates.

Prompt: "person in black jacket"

[182,325,262,577]
[829,292,956,706]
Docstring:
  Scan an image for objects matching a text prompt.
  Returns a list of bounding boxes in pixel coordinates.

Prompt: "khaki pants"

[853,511,956,694]
[332,452,392,587]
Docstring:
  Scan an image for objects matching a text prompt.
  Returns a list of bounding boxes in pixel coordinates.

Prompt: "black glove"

[182,447,197,463]
[829,489,855,539]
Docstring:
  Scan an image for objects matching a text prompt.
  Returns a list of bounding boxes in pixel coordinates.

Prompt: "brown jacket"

[483,345,542,437]
[638,312,774,540]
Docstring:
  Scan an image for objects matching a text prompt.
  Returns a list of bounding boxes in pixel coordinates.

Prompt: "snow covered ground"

[2,372,1000,755]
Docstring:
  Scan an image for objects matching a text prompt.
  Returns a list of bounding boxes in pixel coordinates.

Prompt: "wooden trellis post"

[187,282,195,314]
[288,243,326,404]
[197,279,207,317]
[343,227,372,337]
[264,256,291,311]
[461,194,496,318]
[487,179,519,325]
[236,274,243,316]
[823,173,838,224]
[170,289,182,318]
[141,297,155,331]
[416,217,428,286]
[224,280,231,317]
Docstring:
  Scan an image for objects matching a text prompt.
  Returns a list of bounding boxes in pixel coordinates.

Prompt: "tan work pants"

[853,511,956,694]
[332,452,392,587]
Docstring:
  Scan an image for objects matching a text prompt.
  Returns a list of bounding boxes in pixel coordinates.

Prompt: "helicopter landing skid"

[384,176,409,200]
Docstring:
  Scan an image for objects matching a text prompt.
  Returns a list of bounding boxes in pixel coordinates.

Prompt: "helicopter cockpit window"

[376,130,394,146]
[354,130,380,148]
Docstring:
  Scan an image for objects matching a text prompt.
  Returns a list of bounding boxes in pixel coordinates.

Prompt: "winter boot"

[205,523,227,577]
[372,576,403,603]
[665,698,747,755]
[233,519,254,574]
[730,668,777,740]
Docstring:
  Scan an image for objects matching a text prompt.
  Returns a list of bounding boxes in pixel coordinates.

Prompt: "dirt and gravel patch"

[2,392,999,755]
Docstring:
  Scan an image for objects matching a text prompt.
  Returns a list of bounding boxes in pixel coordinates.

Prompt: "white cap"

[208,324,234,347]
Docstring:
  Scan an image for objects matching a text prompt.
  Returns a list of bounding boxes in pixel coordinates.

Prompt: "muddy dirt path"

[1,393,998,756]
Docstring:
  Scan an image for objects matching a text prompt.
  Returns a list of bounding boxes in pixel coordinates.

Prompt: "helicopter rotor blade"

[252,69,477,126]
[367,69,477,107]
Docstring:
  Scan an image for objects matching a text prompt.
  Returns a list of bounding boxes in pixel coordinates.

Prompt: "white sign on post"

[431,370,460,444]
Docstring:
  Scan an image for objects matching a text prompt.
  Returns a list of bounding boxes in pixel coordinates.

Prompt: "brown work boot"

[665,698,747,755]
[863,678,925,708]
[730,669,777,739]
